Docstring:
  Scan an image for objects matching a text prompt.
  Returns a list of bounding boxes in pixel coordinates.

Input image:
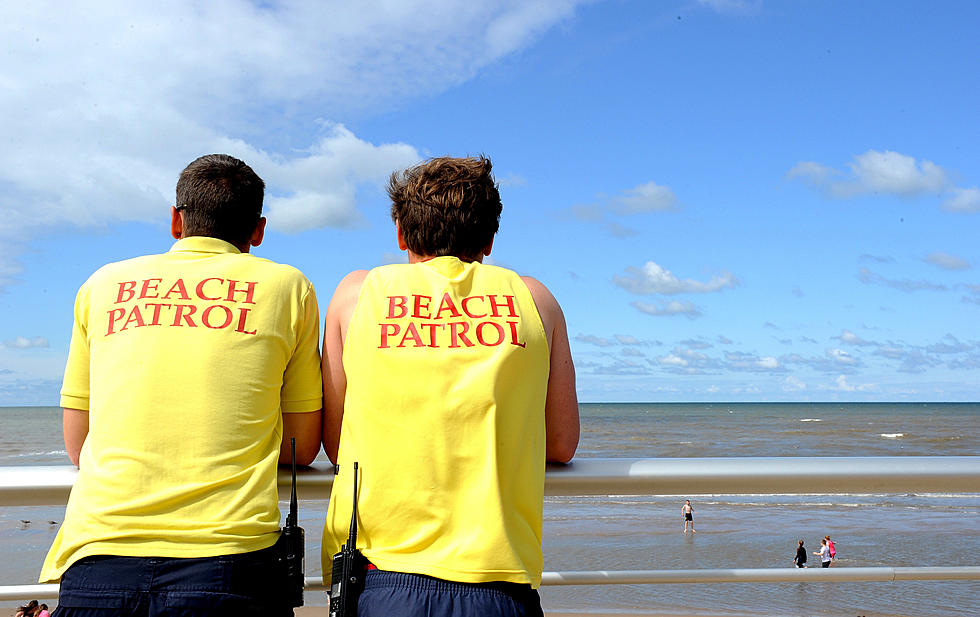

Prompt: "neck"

[407,252,481,264]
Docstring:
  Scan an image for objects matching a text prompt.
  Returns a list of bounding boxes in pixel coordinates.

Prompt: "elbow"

[294,442,321,466]
[321,432,339,465]
[546,422,580,464]
[546,439,578,464]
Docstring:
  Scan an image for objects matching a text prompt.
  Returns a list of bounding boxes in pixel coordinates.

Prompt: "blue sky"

[1,0,977,405]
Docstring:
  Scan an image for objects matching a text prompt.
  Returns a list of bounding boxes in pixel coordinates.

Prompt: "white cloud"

[614,261,738,295]
[783,376,807,392]
[631,300,703,318]
[259,125,421,232]
[832,374,876,392]
[575,334,616,347]
[485,0,582,57]
[609,181,677,214]
[838,329,874,346]
[0,0,589,287]
[655,347,720,374]
[615,335,641,345]
[659,353,688,367]
[827,348,858,365]
[858,268,948,292]
[786,161,835,185]
[846,150,947,195]
[942,187,980,213]
[496,173,528,188]
[789,150,955,199]
[924,252,970,271]
[757,356,780,369]
[2,336,50,349]
[724,351,783,372]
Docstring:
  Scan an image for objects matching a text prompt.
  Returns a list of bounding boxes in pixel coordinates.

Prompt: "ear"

[171,206,183,240]
[395,219,408,251]
[483,237,494,257]
[249,216,267,248]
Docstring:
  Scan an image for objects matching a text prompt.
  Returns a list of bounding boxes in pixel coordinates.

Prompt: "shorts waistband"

[364,569,534,596]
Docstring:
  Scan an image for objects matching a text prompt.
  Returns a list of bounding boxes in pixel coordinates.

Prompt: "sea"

[2,402,978,617]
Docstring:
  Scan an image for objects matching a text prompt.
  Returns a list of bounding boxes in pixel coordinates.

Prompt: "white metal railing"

[4,456,980,506]
[2,457,979,603]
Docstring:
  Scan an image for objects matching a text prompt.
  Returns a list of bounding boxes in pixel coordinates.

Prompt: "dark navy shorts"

[52,544,293,617]
[355,569,544,617]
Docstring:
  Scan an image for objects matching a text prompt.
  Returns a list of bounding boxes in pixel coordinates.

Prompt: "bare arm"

[280,410,323,465]
[63,408,89,467]
[523,276,579,463]
[322,270,369,463]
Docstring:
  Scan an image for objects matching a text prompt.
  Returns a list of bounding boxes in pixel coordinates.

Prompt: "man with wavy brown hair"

[322,155,579,617]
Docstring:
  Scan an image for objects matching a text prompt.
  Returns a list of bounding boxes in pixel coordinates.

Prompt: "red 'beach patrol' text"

[105,278,259,336]
[379,293,526,349]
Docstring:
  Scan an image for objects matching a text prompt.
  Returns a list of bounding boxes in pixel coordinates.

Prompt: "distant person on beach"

[814,538,832,567]
[682,500,696,533]
[36,604,50,617]
[39,154,323,616]
[321,155,580,617]
[793,539,807,568]
[825,535,837,562]
[14,600,38,617]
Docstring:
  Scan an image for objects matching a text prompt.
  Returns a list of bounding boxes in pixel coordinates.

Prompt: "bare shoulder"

[330,270,369,306]
[337,269,370,292]
[520,275,560,315]
[325,270,370,337]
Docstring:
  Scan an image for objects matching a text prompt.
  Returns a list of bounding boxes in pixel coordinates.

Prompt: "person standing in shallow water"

[682,500,696,533]
[793,540,807,568]
[825,535,837,563]
[814,538,832,567]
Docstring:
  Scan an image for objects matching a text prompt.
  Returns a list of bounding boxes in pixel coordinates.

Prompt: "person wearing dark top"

[793,539,807,568]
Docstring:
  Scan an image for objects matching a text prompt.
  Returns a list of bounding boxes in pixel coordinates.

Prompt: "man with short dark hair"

[41,154,323,617]
[321,155,579,617]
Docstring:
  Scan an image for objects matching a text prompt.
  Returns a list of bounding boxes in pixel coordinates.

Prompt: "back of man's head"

[176,154,265,247]
[388,155,502,260]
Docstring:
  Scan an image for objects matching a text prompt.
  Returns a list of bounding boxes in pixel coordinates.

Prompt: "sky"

[1,0,978,405]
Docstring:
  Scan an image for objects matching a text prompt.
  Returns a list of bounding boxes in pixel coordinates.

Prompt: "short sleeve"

[60,284,92,410]
[281,281,322,413]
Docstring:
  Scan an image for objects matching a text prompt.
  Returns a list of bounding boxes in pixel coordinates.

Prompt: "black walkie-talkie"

[280,437,305,607]
[329,461,368,617]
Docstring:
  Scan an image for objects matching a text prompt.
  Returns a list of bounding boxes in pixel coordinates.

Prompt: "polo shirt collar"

[169,236,243,255]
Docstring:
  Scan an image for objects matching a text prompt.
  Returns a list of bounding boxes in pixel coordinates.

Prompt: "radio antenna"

[346,462,359,550]
[288,438,298,527]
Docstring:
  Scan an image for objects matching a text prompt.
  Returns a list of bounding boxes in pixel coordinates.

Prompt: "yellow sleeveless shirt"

[323,257,550,587]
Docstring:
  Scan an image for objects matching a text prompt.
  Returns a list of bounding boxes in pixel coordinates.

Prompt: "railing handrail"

[3,457,979,604]
[5,567,980,602]
[3,456,979,506]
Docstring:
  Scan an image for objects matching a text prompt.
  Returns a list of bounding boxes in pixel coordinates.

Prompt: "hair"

[798,539,804,546]
[388,155,502,260]
[175,154,265,247]
[821,539,827,545]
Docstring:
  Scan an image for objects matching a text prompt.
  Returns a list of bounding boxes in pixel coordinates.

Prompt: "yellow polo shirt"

[41,236,322,582]
[323,257,550,587]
